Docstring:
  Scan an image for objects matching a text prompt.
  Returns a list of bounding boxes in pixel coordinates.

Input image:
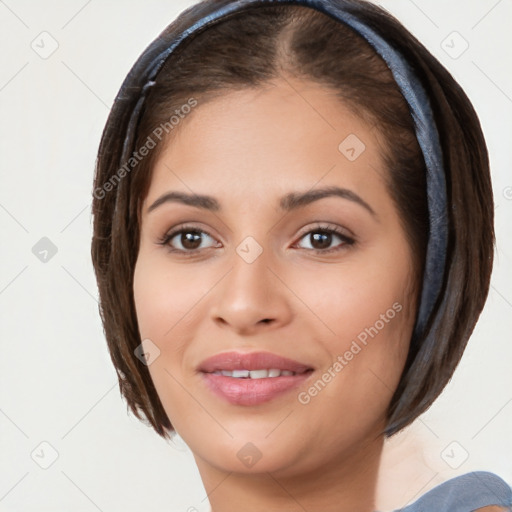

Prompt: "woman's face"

[133,77,417,477]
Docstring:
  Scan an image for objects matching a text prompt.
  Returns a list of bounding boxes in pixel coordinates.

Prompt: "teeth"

[231,370,249,378]
[249,369,268,379]
[211,368,297,378]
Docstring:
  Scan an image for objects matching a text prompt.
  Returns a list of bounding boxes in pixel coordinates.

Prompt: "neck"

[196,434,384,512]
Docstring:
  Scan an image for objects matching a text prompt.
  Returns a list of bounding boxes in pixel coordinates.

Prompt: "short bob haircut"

[91,0,494,440]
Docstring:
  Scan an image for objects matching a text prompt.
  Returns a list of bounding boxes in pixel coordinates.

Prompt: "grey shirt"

[385,472,512,511]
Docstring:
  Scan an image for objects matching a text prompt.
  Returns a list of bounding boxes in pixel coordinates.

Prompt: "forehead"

[144,77,389,210]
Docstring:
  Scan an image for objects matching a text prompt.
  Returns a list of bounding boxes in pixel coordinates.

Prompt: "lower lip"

[201,372,313,406]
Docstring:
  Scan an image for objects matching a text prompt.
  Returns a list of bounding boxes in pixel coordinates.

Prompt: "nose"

[209,247,293,335]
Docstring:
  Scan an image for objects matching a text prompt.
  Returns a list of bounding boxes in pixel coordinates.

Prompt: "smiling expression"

[133,76,418,477]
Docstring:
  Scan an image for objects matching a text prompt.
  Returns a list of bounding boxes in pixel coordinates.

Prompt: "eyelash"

[157,223,355,256]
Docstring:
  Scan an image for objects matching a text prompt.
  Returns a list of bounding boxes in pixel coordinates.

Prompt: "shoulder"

[395,472,512,512]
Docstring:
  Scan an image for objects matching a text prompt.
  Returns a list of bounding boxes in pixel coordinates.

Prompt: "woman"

[91,0,512,510]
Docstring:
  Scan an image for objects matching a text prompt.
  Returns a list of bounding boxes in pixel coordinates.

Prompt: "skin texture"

[133,76,418,512]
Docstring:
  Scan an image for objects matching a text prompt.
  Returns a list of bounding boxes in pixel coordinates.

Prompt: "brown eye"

[309,231,333,250]
[177,231,203,250]
[160,226,219,253]
[296,226,355,254]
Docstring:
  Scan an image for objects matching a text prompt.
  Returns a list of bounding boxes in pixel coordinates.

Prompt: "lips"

[198,351,314,406]
[198,351,313,374]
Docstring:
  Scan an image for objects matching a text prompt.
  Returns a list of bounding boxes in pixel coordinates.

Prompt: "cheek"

[293,242,415,412]
[133,256,205,342]
[300,241,414,349]
[321,271,411,356]
[314,282,409,367]
[132,256,208,428]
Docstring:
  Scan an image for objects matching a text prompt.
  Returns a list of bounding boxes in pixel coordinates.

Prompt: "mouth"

[198,351,314,406]
[209,368,306,378]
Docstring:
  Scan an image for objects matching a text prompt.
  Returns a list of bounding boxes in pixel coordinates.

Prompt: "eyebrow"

[146,185,376,217]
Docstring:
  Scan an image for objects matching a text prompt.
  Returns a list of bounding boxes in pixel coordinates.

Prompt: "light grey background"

[0,1,511,511]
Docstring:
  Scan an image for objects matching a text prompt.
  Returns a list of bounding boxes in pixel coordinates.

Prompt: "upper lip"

[198,351,314,373]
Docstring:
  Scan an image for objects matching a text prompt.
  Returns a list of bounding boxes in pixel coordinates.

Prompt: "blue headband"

[118,0,448,348]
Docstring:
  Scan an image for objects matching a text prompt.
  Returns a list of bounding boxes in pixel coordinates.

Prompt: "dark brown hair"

[91,0,494,439]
